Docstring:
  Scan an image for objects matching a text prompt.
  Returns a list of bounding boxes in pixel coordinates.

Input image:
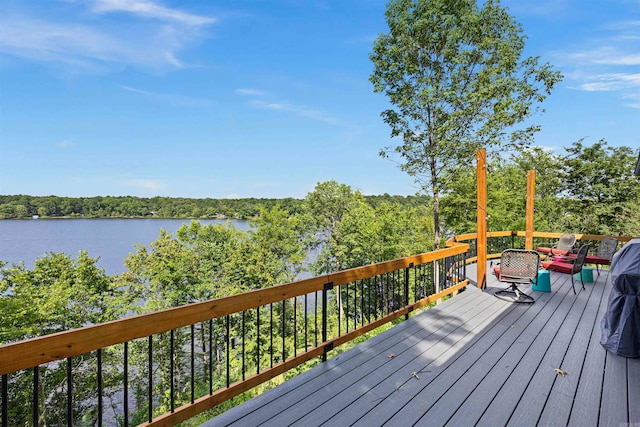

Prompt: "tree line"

[0,193,429,220]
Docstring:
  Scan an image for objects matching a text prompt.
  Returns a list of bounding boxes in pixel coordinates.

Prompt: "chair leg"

[571,274,576,294]
[495,284,535,303]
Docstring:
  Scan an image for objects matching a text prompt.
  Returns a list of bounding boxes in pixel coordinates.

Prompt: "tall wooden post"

[477,149,487,289]
[526,170,536,250]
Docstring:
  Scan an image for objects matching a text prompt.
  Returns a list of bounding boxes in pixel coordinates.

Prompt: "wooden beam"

[477,149,487,289]
[0,244,470,375]
[526,170,536,250]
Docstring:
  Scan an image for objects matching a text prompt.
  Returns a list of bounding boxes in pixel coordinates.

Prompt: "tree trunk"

[431,158,440,250]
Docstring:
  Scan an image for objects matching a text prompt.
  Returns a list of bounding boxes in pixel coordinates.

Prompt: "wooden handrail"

[0,244,468,375]
[448,231,636,244]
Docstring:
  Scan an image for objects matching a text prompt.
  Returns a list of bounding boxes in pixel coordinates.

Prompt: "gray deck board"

[506,277,592,426]
[567,276,609,427]
[537,270,607,427]
[453,274,579,427]
[601,352,630,426]
[293,296,503,426]
[630,357,640,423]
[201,263,640,427]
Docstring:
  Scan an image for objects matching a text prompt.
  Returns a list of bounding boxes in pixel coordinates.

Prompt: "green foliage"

[0,194,427,220]
[439,142,640,237]
[301,181,435,274]
[370,0,562,246]
[0,252,123,426]
[562,140,640,235]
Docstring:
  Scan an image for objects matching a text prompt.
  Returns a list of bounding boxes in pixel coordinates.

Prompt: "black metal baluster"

[97,349,103,427]
[414,264,418,301]
[360,279,364,328]
[148,336,153,423]
[338,286,341,337]
[345,283,349,334]
[405,266,410,320]
[33,366,39,427]
[367,278,372,322]
[322,284,328,362]
[293,298,297,357]
[314,291,318,348]
[226,315,230,387]
[256,307,260,374]
[373,276,378,320]
[270,303,274,368]
[170,330,175,412]
[282,300,286,362]
[355,280,359,328]
[124,342,129,427]
[67,357,73,427]
[2,374,7,427]
[191,324,195,404]
[209,320,213,395]
[242,311,246,380]
[464,252,467,283]
[304,294,308,351]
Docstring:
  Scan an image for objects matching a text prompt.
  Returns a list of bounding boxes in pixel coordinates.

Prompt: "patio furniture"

[570,237,618,279]
[600,239,640,358]
[541,244,590,294]
[537,233,576,258]
[493,249,540,303]
[532,269,551,292]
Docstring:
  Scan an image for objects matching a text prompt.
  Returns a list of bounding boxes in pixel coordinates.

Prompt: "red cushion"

[537,247,570,256]
[566,254,611,265]
[586,255,611,265]
[542,260,574,274]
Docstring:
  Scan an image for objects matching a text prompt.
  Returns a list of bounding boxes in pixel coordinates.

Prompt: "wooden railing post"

[526,170,536,250]
[477,149,487,289]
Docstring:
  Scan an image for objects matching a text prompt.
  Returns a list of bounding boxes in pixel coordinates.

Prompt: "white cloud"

[577,73,640,92]
[566,47,640,66]
[0,2,216,72]
[57,140,76,148]
[249,99,344,125]
[235,88,265,96]
[92,0,216,27]
[119,85,212,107]
[558,19,640,109]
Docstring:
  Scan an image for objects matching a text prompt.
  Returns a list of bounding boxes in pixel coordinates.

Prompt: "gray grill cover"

[600,239,640,358]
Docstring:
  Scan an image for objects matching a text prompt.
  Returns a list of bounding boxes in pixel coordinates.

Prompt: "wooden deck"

[200,265,640,427]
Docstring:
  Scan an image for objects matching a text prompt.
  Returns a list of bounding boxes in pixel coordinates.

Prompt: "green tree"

[0,252,121,426]
[370,0,562,248]
[509,147,566,231]
[563,140,640,235]
[302,181,365,274]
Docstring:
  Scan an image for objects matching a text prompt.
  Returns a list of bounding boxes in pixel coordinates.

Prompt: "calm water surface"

[0,218,249,276]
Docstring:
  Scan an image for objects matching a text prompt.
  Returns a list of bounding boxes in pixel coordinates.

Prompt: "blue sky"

[0,0,638,199]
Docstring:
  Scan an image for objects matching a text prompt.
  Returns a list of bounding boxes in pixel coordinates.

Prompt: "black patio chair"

[493,249,540,304]
[542,244,590,294]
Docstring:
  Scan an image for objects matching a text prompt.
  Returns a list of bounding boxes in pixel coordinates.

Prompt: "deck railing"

[0,245,469,426]
[447,231,634,264]
[2,231,633,426]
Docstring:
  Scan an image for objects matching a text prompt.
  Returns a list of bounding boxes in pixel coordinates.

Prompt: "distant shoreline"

[0,194,430,221]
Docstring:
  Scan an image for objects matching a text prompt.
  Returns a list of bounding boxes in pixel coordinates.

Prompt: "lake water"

[0,218,250,276]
